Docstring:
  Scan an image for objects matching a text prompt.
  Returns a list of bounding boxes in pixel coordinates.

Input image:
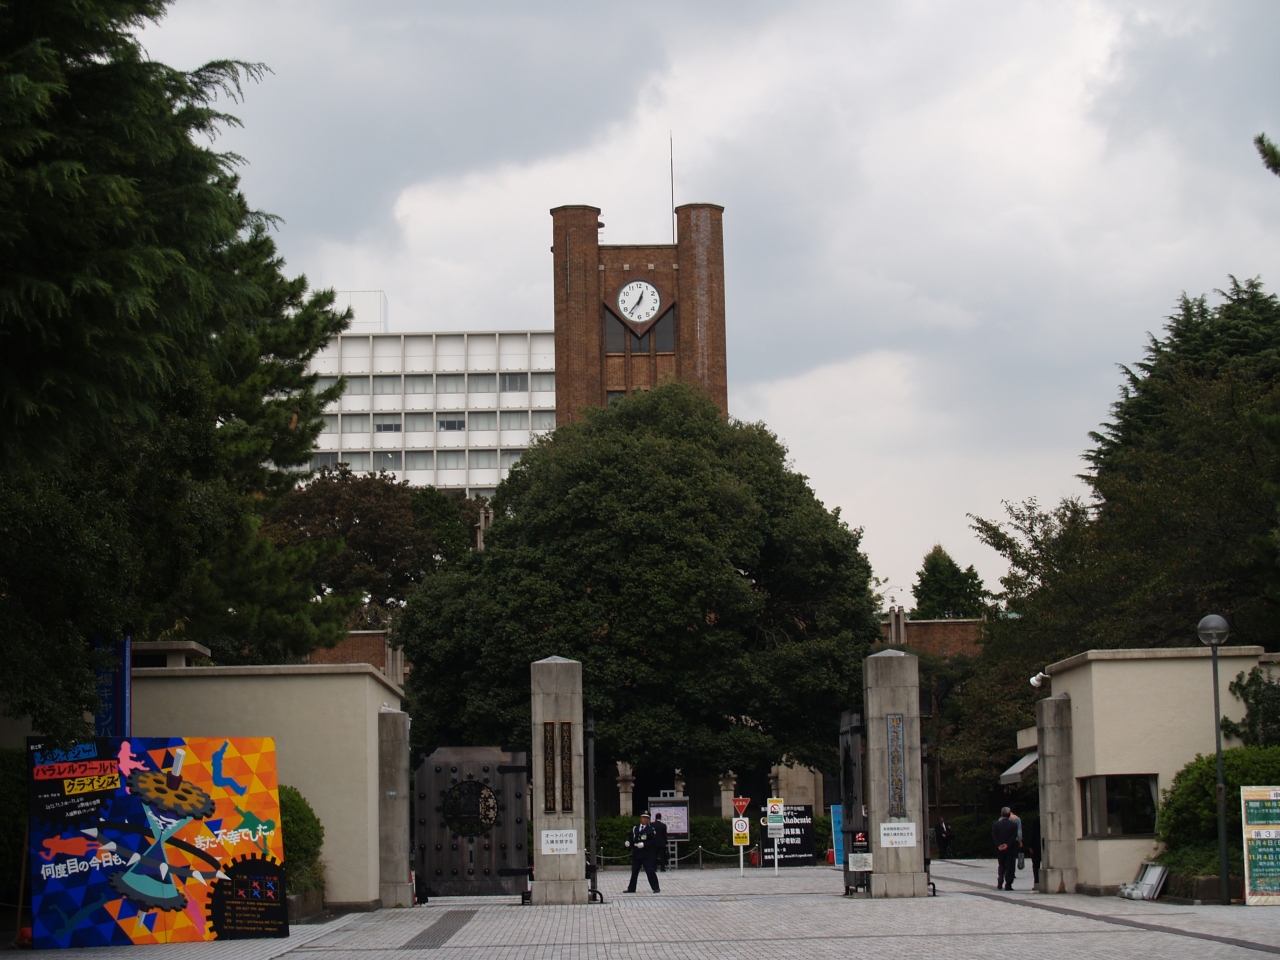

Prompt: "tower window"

[654,309,674,352]
[605,313,627,353]
[607,391,626,404]
[630,330,650,353]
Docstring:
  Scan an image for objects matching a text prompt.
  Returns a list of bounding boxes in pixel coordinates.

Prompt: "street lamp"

[1197,613,1231,906]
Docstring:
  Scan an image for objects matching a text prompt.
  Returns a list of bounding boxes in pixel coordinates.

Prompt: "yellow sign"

[64,773,120,795]
[732,817,750,846]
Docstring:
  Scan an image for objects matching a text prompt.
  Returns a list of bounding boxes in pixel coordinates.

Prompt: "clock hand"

[629,291,645,313]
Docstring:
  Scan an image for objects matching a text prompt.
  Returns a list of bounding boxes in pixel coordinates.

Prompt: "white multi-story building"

[308,320,556,498]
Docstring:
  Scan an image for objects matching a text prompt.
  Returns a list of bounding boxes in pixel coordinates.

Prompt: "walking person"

[653,812,669,872]
[1023,816,1042,887]
[624,811,660,893]
[934,817,955,860]
[992,807,1019,890]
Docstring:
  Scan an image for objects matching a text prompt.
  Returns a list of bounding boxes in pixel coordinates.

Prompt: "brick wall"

[879,618,982,659]
[309,631,405,686]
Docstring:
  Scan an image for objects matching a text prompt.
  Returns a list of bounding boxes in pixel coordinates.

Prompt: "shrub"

[0,749,24,907]
[1156,745,1280,875]
[279,784,326,895]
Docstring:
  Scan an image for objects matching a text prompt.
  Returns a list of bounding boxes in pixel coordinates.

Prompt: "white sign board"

[879,822,917,848]
[732,817,750,846]
[541,829,579,855]
[846,852,873,871]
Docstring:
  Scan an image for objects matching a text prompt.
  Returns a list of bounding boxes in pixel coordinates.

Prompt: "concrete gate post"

[530,656,590,904]
[864,649,929,897]
[378,707,414,908]
[1037,694,1077,893]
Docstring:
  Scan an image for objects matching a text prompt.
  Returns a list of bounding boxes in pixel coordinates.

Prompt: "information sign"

[1242,786,1280,905]
[647,796,691,840]
[846,852,873,871]
[541,829,579,855]
[879,821,917,848]
[761,804,815,867]
[767,797,785,839]
[732,818,750,846]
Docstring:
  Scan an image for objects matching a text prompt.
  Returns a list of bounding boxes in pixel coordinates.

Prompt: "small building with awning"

[1016,645,1274,896]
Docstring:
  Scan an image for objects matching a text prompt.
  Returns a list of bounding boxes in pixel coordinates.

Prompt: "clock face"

[617,281,661,325]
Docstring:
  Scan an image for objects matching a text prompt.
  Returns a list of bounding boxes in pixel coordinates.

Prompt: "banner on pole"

[1242,786,1280,905]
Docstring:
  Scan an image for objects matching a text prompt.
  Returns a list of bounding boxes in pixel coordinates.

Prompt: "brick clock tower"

[551,203,728,424]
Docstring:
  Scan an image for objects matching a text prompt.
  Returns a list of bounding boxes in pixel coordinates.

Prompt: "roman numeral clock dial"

[617,280,661,325]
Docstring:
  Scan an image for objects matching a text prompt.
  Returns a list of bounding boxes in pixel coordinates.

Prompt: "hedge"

[1155,745,1280,876]
[279,784,326,895]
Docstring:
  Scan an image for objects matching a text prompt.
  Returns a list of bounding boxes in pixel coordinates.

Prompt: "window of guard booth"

[653,309,674,352]
[1080,775,1158,837]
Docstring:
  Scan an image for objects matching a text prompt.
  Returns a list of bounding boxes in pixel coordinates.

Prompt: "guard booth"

[414,746,531,899]
[839,709,870,894]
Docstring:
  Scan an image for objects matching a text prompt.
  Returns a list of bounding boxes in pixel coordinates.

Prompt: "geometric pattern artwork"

[28,737,288,948]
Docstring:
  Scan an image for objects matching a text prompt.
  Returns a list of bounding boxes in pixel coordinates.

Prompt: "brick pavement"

[47,859,1280,960]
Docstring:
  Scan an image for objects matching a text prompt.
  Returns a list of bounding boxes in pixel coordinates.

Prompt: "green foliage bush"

[279,784,326,895]
[1221,667,1280,747]
[1157,745,1280,874]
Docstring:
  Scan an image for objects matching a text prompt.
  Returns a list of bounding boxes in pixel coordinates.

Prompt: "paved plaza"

[49,859,1280,960]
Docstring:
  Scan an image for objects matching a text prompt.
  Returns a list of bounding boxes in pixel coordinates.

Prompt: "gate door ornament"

[413,747,529,899]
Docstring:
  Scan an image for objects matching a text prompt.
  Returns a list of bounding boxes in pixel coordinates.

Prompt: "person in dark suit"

[934,818,955,859]
[992,807,1019,890]
[624,812,660,893]
[653,812,670,871]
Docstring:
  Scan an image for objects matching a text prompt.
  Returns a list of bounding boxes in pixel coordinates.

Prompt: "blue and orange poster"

[27,736,289,948]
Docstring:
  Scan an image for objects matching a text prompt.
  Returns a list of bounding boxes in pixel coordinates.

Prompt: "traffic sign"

[732,817,750,845]
[732,797,751,816]
[767,798,784,818]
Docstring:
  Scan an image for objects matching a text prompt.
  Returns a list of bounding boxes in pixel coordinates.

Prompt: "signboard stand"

[1242,785,1280,905]
[731,799,750,878]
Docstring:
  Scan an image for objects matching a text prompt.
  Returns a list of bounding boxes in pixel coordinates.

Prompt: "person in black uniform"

[624,811,660,893]
[934,818,955,860]
[992,807,1019,890]
[653,812,669,871]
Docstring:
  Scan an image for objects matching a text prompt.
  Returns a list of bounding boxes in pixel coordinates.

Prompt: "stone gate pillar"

[616,762,635,817]
[530,656,589,904]
[1037,694,1077,893]
[864,649,929,897]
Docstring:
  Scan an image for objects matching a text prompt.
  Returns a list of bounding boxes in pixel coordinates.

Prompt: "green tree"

[0,0,353,736]
[395,382,882,775]
[1221,667,1280,747]
[265,469,473,628]
[911,544,985,618]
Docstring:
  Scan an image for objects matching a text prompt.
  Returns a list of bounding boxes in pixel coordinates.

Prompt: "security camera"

[1029,671,1050,689]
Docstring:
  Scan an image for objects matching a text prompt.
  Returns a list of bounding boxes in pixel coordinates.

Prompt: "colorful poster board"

[646,797,690,840]
[1242,785,1280,905]
[830,804,844,866]
[28,737,288,948]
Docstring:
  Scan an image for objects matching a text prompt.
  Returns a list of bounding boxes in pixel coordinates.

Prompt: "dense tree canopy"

[910,544,985,619]
[265,468,476,628]
[938,279,1280,794]
[0,0,352,739]
[396,383,881,774]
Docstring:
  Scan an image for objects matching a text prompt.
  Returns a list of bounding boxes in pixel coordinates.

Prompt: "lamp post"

[1197,613,1231,906]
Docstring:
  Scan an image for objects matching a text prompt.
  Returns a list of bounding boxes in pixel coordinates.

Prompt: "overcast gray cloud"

[142,1,1280,600]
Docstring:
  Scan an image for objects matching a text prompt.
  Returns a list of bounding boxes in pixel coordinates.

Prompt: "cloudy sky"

[142,0,1280,603]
